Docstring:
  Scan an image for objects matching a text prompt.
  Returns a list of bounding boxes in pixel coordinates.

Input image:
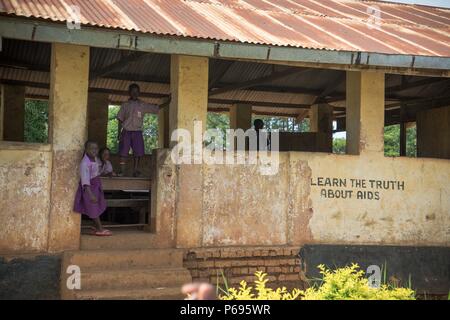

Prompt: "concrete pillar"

[346,71,385,155]
[229,103,252,131]
[169,55,208,248]
[87,92,109,148]
[47,43,89,252]
[1,85,25,141]
[169,55,208,144]
[417,106,450,159]
[229,103,252,151]
[158,105,169,148]
[309,103,333,151]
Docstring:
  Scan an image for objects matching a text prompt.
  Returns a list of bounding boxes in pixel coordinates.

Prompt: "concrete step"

[80,267,192,291]
[71,286,185,300]
[62,249,184,270]
[80,231,158,250]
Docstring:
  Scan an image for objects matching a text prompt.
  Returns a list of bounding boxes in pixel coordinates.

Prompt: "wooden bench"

[100,177,151,228]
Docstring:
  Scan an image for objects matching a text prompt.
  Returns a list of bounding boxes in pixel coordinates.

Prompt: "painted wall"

[0,143,52,253]
[154,150,450,248]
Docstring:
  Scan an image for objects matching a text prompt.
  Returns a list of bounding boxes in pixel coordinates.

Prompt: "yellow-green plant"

[218,264,415,300]
[219,271,302,300]
[302,264,415,300]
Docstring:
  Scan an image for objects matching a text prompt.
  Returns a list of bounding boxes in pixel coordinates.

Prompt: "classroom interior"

[1,37,449,235]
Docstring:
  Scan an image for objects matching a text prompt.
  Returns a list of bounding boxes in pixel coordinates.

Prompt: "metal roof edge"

[0,16,449,76]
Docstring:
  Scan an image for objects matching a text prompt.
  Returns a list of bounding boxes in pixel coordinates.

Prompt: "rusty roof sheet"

[0,0,449,57]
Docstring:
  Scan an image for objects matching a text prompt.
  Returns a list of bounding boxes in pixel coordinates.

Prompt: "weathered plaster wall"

[160,150,449,248]
[299,153,449,246]
[202,153,290,246]
[0,143,52,253]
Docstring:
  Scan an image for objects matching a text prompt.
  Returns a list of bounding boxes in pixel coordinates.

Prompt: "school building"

[0,0,449,299]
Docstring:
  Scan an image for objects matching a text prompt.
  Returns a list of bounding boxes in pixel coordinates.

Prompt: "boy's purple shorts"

[119,130,145,157]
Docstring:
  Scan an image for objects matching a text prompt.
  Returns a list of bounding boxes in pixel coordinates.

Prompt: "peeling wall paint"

[0,147,52,253]
[301,152,450,246]
[165,151,450,248]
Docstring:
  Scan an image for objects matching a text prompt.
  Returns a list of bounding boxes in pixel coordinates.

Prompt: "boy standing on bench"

[117,83,160,177]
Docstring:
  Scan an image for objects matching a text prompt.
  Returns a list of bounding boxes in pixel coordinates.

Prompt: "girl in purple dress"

[74,141,112,236]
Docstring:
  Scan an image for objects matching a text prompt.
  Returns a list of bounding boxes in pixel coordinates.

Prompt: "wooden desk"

[100,177,151,191]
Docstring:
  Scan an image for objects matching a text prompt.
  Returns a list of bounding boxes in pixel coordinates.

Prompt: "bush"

[218,264,415,300]
[219,271,302,300]
[302,264,415,300]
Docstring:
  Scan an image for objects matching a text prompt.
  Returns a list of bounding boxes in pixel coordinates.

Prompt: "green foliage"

[142,113,158,153]
[207,112,230,132]
[384,124,417,157]
[220,271,302,300]
[384,125,401,157]
[406,126,417,157]
[107,105,120,153]
[333,137,346,154]
[24,100,48,143]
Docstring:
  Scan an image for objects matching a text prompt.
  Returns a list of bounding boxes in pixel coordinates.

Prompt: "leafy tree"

[333,138,346,154]
[384,125,400,157]
[24,100,48,143]
[106,105,120,153]
[384,124,417,157]
[406,126,417,157]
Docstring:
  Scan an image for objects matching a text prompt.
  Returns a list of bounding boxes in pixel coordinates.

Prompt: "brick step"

[71,286,185,300]
[80,232,158,250]
[62,249,184,270]
[77,267,192,291]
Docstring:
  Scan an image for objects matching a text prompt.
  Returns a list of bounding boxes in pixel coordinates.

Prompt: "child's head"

[254,119,264,130]
[129,83,140,100]
[84,141,99,158]
[99,147,111,162]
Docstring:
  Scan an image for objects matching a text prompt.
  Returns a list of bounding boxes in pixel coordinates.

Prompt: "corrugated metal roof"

[0,0,449,57]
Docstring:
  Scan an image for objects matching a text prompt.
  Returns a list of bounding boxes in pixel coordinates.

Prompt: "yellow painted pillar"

[1,85,25,141]
[47,43,89,252]
[229,103,252,131]
[169,55,208,144]
[309,103,333,152]
[170,54,208,248]
[346,71,385,155]
[87,92,109,148]
[158,105,169,148]
[229,103,252,151]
